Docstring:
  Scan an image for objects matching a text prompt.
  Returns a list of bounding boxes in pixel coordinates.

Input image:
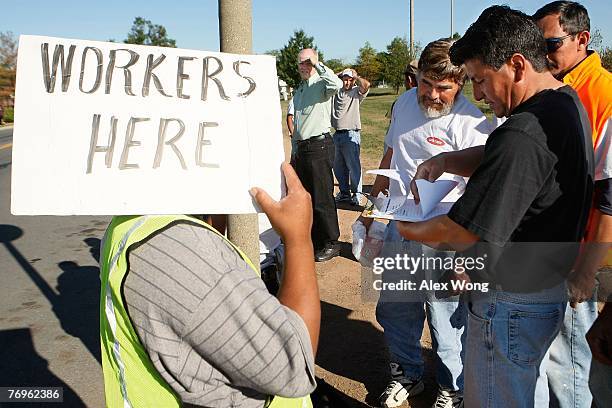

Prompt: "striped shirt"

[124,222,316,407]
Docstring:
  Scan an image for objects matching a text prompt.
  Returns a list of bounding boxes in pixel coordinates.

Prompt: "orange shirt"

[563,52,612,265]
[563,51,612,150]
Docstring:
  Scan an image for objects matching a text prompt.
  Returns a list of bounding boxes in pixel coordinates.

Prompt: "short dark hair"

[533,1,590,34]
[418,38,466,86]
[449,5,548,72]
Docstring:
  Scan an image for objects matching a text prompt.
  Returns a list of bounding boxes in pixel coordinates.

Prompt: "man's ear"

[577,30,590,51]
[509,53,527,83]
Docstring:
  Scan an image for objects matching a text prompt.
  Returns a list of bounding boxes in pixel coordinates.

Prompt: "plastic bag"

[351,220,366,260]
[352,220,386,265]
[361,221,386,265]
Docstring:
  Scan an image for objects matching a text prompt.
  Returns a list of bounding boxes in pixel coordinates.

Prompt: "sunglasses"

[545,34,574,53]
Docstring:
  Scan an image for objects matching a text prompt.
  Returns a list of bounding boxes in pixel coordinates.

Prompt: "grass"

[2,106,13,123]
[279,81,492,184]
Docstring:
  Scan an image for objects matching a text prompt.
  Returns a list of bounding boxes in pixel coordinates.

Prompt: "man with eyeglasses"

[292,48,343,262]
[533,2,611,407]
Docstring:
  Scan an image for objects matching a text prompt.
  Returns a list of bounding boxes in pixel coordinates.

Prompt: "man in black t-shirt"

[397,6,594,407]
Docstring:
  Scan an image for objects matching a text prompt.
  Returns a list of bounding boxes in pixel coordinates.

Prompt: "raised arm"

[312,57,342,98]
[354,69,371,95]
[250,163,320,354]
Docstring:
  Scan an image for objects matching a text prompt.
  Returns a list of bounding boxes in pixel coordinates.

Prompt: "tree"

[124,17,176,47]
[355,42,382,82]
[0,31,18,69]
[600,46,612,72]
[264,49,280,59]
[589,28,610,72]
[324,58,345,74]
[590,28,603,52]
[277,29,320,89]
[0,31,17,110]
[379,37,420,94]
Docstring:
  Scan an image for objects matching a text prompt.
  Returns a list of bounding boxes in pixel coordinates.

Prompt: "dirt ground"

[313,205,439,408]
[281,133,439,408]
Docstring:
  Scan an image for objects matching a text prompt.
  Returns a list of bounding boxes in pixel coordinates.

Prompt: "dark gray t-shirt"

[124,221,316,407]
[331,86,367,130]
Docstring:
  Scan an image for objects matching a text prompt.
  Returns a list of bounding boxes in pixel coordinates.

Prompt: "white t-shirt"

[385,88,491,201]
[595,117,611,182]
[287,98,295,116]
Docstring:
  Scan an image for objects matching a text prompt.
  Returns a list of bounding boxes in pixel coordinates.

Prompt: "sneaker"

[432,388,463,408]
[335,192,351,202]
[379,362,424,408]
[349,195,360,206]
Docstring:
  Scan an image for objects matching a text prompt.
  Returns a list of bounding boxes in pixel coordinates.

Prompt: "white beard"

[419,99,453,118]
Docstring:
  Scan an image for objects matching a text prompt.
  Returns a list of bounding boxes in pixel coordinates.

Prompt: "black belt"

[297,133,331,145]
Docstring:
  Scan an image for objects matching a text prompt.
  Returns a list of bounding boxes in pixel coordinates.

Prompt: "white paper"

[414,179,457,215]
[364,179,458,222]
[11,35,284,215]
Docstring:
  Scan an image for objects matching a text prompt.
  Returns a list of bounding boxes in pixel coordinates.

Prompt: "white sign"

[11,35,284,215]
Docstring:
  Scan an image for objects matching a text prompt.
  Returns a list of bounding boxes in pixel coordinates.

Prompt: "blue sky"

[4,1,611,64]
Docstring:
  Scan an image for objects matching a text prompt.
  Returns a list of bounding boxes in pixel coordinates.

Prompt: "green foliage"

[324,58,345,74]
[124,17,176,48]
[0,67,15,109]
[379,37,420,94]
[277,29,319,89]
[2,106,13,123]
[600,46,612,72]
[355,42,382,82]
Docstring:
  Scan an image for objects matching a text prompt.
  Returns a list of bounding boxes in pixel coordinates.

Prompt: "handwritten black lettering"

[119,117,150,169]
[86,114,118,173]
[154,118,187,169]
[41,43,76,93]
[201,56,229,102]
[79,47,103,94]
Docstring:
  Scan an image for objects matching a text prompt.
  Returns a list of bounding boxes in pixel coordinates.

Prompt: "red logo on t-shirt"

[427,136,446,146]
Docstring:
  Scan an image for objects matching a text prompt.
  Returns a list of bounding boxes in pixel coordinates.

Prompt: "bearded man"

[359,38,492,408]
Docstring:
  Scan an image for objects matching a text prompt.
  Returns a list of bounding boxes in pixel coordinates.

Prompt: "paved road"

[0,125,107,407]
[0,126,12,149]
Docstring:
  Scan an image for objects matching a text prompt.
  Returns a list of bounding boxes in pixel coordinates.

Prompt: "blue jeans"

[333,130,362,196]
[538,299,597,407]
[465,284,567,408]
[375,222,466,391]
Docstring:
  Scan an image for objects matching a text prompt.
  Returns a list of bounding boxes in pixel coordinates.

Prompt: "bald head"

[297,48,319,80]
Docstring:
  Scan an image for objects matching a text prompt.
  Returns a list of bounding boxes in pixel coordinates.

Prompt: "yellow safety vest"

[99,215,312,408]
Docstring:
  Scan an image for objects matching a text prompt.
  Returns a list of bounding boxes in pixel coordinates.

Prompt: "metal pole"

[410,0,414,56]
[451,0,454,37]
[218,0,260,272]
